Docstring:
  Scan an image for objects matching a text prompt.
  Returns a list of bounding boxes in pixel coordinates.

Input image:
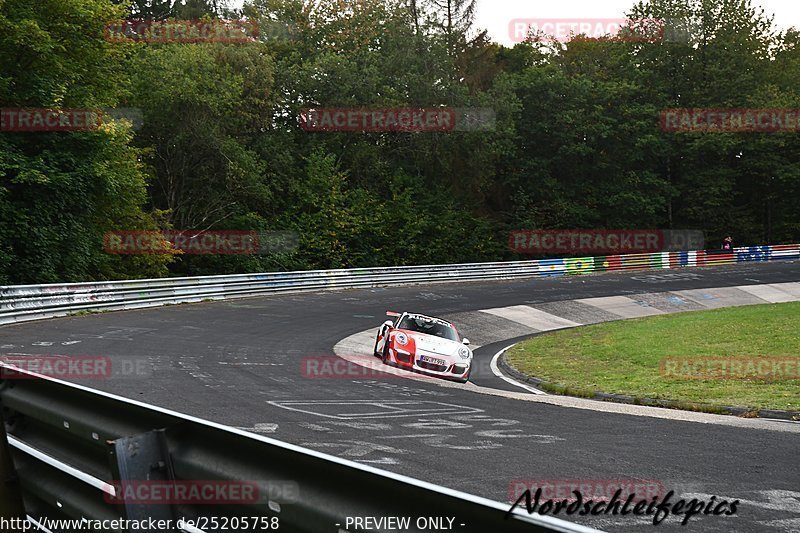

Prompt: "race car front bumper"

[389,348,471,380]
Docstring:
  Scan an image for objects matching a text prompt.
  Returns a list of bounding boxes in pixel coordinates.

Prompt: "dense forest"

[1,0,798,284]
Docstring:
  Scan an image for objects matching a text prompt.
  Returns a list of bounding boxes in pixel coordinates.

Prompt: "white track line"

[490,344,547,395]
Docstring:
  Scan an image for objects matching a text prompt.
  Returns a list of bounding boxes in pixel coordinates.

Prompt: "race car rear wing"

[386,311,401,317]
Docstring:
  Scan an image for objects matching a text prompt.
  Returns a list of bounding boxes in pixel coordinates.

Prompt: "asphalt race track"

[2,261,799,532]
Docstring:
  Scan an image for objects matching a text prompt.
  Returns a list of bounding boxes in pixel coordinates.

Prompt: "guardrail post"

[0,408,26,520]
[108,429,177,531]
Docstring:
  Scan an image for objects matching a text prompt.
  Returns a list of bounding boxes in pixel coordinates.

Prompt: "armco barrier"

[0,364,600,533]
[1,244,798,326]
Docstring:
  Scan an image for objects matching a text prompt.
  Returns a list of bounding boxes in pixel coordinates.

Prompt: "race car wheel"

[381,339,390,365]
[455,368,471,384]
[373,331,382,358]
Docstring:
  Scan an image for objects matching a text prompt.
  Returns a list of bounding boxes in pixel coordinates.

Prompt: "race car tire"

[454,368,471,384]
[381,340,390,365]
[373,331,382,358]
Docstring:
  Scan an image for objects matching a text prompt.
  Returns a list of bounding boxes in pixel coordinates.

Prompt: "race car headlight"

[458,347,471,359]
[395,332,408,346]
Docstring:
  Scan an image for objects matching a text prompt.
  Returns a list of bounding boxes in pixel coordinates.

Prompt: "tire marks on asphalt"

[285,403,567,465]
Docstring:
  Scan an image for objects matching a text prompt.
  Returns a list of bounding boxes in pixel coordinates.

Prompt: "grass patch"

[505,302,800,412]
[66,310,101,317]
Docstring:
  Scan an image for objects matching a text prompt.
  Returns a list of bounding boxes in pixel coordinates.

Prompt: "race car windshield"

[397,317,458,341]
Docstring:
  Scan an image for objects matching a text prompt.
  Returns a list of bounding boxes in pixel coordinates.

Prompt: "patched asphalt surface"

[2,262,799,532]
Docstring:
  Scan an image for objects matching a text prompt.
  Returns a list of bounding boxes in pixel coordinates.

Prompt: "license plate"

[419,355,446,366]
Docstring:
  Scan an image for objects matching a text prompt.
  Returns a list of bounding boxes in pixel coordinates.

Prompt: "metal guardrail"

[0,365,600,533]
[1,244,798,326]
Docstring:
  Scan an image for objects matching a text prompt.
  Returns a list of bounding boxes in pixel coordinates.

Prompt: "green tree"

[0,0,169,283]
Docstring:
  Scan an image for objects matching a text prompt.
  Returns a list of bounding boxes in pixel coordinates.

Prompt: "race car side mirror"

[462,338,470,346]
[383,320,394,328]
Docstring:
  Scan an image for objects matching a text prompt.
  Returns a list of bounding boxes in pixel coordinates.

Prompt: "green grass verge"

[505,302,800,412]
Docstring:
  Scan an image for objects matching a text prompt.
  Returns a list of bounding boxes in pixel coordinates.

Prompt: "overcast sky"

[478,0,799,46]
[230,0,799,46]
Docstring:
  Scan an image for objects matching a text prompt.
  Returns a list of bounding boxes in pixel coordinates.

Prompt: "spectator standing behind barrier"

[722,236,733,251]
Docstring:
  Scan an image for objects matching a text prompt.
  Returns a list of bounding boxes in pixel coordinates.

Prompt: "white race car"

[373,311,473,383]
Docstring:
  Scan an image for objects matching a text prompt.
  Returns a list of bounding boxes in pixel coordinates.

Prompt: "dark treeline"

[1,0,798,283]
